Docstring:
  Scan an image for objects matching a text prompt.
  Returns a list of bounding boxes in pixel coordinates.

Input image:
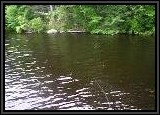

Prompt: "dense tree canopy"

[5,5,155,35]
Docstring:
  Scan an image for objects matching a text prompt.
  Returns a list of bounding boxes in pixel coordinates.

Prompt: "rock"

[60,31,65,33]
[47,29,58,34]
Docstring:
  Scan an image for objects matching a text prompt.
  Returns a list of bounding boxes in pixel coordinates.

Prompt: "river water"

[5,33,155,110]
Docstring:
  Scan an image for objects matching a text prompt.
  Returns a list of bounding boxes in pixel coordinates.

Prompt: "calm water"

[5,33,155,110]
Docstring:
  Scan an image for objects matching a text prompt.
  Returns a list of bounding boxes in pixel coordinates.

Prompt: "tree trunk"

[49,5,53,12]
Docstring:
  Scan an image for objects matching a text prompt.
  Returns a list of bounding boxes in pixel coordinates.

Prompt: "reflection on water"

[5,33,155,110]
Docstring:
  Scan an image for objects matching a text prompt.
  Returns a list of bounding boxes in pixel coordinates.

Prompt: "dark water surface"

[5,33,155,110]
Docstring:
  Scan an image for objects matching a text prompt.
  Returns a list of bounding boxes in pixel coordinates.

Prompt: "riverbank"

[47,29,86,34]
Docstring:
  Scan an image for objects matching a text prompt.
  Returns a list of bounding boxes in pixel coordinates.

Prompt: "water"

[5,33,155,110]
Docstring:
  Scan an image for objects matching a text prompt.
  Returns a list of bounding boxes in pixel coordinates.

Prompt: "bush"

[5,5,45,33]
[29,17,45,33]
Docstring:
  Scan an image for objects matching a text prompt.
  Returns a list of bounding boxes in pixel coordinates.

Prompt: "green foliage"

[5,5,19,31]
[5,5,46,33]
[48,5,74,31]
[50,5,154,35]
[15,16,29,33]
[29,17,45,33]
[116,5,155,35]
[5,5,155,35]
